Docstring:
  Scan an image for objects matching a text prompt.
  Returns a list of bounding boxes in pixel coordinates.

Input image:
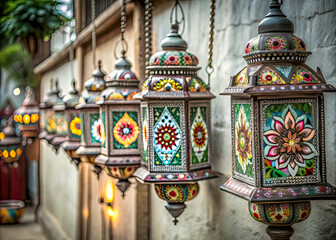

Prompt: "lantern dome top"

[98,56,139,101]
[148,24,198,67]
[40,79,63,109]
[221,0,336,96]
[15,87,39,116]
[54,80,80,110]
[0,122,21,146]
[78,61,106,107]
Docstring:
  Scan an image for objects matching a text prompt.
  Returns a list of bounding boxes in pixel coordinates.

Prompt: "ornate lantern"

[220,1,336,239]
[0,121,22,167]
[39,80,62,145]
[134,2,217,224]
[75,61,106,175]
[95,0,141,197]
[51,91,68,152]
[59,80,82,166]
[95,55,141,196]
[13,87,39,140]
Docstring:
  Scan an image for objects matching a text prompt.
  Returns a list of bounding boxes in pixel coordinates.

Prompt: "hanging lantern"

[134,1,217,224]
[75,61,106,175]
[95,55,141,197]
[39,80,62,145]
[13,87,39,140]
[60,80,82,167]
[219,1,336,239]
[0,121,22,167]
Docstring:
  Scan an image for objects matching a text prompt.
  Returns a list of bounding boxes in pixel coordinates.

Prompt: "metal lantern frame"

[134,1,217,224]
[219,0,336,239]
[0,122,23,166]
[60,80,82,166]
[75,61,106,175]
[14,87,40,140]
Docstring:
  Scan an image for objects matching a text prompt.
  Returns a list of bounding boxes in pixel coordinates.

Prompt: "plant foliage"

[0,44,37,88]
[1,0,70,44]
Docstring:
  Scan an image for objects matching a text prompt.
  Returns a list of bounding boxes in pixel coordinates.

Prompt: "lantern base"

[72,158,81,168]
[92,164,103,177]
[44,133,55,144]
[165,202,186,225]
[116,179,131,198]
[266,226,294,240]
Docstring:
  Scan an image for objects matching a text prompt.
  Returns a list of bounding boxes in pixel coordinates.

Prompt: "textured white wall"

[149,0,336,240]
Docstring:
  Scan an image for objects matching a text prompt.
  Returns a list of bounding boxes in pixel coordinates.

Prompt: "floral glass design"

[153,78,182,92]
[258,68,286,85]
[113,112,139,149]
[90,113,103,143]
[101,111,106,148]
[55,113,67,134]
[70,117,81,137]
[190,107,208,164]
[234,68,248,86]
[149,51,198,66]
[265,36,287,51]
[290,67,320,84]
[263,104,318,179]
[153,107,181,166]
[293,36,306,51]
[234,104,253,177]
[187,77,207,92]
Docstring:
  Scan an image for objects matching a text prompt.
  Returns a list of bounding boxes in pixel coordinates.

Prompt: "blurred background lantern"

[0,120,22,167]
[95,0,141,197]
[134,0,217,224]
[75,61,106,176]
[220,0,336,239]
[38,79,62,145]
[60,80,81,167]
[13,87,39,141]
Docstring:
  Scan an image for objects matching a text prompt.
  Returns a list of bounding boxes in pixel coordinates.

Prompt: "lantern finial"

[258,0,294,34]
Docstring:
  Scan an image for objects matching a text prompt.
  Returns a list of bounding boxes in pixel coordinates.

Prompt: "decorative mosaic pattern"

[69,116,81,138]
[153,78,182,92]
[258,67,286,85]
[266,36,287,51]
[0,207,24,224]
[0,146,22,164]
[149,51,198,66]
[234,68,248,86]
[154,183,199,202]
[14,113,39,125]
[142,107,149,163]
[274,65,292,78]
[188,77,207,92]
[290,67,320,84]
[245,36,259,54]
[153,107,181,166]
[90,113,102,143]
[249,201,310,225]
[45,110,55,133]
[55,113,67,134]
[108,166,137,179]
[190,107,208,164]
[112,112,139,149]
[234,104,253,178]
[293,36,306,51]
[263,103,318,184]
[144,169,215,182]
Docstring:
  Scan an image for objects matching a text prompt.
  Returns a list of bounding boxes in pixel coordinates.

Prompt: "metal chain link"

[206,0,216,88]
[120,0,126,42]
[69,40,75,81]
[91,0,96,68]
[144,0,153,79]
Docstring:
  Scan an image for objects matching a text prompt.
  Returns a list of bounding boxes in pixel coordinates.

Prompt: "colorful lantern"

[220,1,336,239]
[0,121,22,167]
[134,4,217,224]
[59,80,82,166]
[13,87,39,140]
[39,80,62,145]
[95,55,141,197]
[75,61,106,175]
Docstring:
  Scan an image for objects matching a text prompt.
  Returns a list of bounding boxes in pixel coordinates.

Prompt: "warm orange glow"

[16,148,22,156]
[105,180,114,203]
[16,115,23,123]
[107,206,114,217]
[23,114,30,124]
[83,209,89,218]
[31,114,39,123]
[10,150,16,158]
[3,150,9,158]
[0,132,4,139]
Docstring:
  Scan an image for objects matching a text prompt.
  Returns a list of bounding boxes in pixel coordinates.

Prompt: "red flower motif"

[154,124,179,150]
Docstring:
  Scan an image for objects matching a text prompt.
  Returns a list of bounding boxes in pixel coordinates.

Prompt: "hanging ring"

[170,0,185,35]
[206,65,214,75]
[113,38,128,59]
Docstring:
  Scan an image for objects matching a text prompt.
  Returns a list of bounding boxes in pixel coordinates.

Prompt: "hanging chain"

[113,0,128,59]
[206,0,216,88]
[91,0,96,68]
[69,36,75,81]
[144,0,153,79]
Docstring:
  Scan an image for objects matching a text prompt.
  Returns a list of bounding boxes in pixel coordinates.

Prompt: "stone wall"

[149,0,336,239]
